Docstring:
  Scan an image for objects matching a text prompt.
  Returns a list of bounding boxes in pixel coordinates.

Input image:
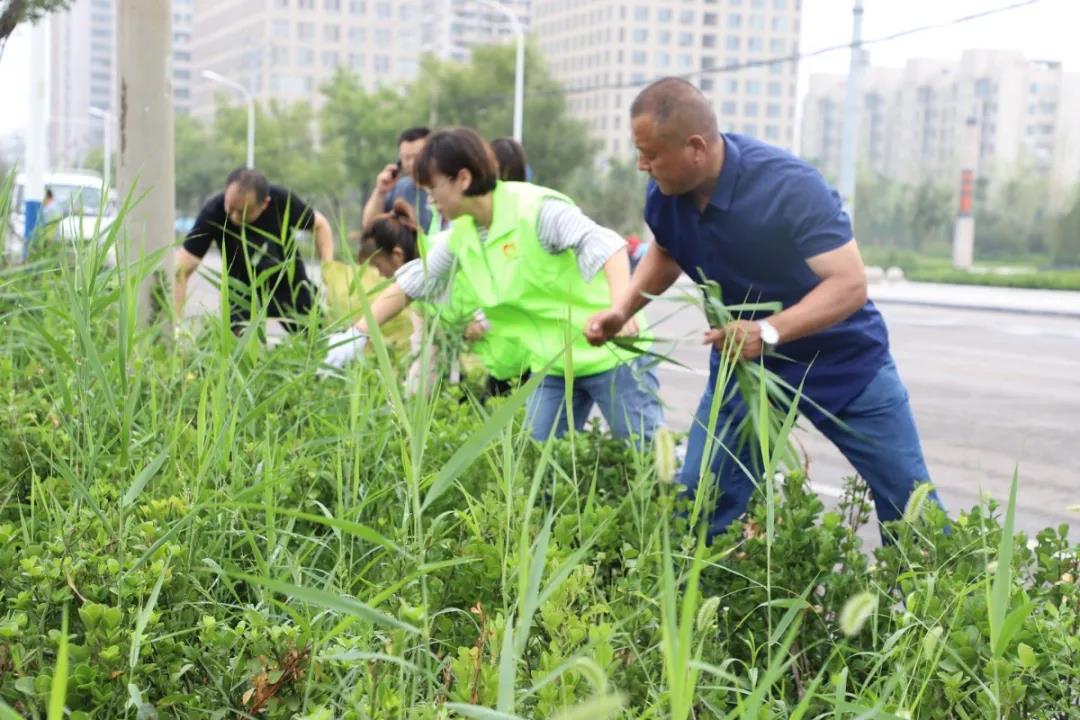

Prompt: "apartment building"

[801,50,1080,194]
[532,0,803,162]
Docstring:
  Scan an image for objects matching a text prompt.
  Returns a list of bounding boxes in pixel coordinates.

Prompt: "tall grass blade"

[47,605,70,720]
[225,571,418,634]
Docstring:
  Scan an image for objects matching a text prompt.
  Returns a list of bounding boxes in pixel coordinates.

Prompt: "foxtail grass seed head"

[839,591,878,637]
[654,427,677,484]
[903,482,934,523]
[696,596,721,633]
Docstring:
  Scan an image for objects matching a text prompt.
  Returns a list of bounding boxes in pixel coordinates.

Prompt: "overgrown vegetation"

[852,170,1080,273]
[860,247,1080,291]
[1,202,1078,718]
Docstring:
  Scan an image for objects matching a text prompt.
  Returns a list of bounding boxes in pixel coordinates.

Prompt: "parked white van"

[5,170,117,263]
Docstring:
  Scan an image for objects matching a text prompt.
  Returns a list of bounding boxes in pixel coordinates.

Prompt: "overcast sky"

[0,0,1076,138]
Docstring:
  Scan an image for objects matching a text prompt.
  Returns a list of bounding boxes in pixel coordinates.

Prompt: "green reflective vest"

[445,181,645,378]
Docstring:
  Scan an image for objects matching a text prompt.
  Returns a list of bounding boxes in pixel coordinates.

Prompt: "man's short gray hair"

[630,77,720,141]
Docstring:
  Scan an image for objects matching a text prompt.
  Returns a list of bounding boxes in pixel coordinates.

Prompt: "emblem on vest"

[501,241,518,259]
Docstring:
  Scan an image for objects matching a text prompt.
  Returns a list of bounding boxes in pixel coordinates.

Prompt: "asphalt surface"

[644,289,1080,543]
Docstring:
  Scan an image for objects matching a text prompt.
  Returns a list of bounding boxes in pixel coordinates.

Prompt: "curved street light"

[88,106,113,192]
[475,0,524,143]
[202,70,255,168]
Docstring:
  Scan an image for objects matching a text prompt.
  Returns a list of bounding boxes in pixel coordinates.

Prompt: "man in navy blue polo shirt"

[586,77,942,537]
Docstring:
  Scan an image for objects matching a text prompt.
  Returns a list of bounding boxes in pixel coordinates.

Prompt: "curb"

[869,296,1080,319]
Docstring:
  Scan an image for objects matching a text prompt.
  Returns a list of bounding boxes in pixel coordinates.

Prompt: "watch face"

[759,321,779,345]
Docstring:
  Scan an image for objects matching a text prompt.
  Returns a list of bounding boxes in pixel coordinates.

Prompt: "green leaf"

[839,591,878,637]
[422,355,555,510]
[122,446,171,508]
[988,469,1020,657]
[994,601,1035,658]
[922,625,943,657]
[609,335,693,370]
[226,571,418,634]
[550,693,626,720]
[0,700,26,720]
[130,564,167,669]
[443,705,524,720]
[48,606,69,720]
[497,616,516,713]
[1017,642,1037,669]
[13,677,34,696]
[226,503,408,556]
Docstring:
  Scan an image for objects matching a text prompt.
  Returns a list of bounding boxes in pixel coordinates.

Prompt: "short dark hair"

[630,77,720,141]
[361,198,419,263]
[398,127,431,145]
[491,137,527,182]
[414,128,498,197]
[225,167,270,203]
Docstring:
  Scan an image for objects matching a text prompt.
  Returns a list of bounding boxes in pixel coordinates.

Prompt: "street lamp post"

[202,70,255,168]
[88,107,112,193]
[475,0,524,143]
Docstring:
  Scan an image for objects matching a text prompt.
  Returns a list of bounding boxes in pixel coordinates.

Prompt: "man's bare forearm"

[615,245,682,318]
[768,273,866,343]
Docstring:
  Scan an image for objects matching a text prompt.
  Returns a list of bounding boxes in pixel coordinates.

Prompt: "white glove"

[322,327,368,372]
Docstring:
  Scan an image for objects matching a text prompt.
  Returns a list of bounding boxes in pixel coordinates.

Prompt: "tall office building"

[189,0,423,120]
[46,0,194,167]
[799,66,902,182]
[532,0,803,162]
[420,0,530,63]
[47,0,113,167]
[173,0,195,114]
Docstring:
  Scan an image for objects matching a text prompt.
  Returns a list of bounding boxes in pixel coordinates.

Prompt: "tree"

[214,98,347,213]
[909,181,953,254]
[173,113,232,217]
[170,47,597,233]
[566,157,648,236]
[0,0,71,46]
[1050,187,1080,267]
[974,169,1052,260]
[320,70,415,198]
[853,173,952,253]
[172,98,348,221]
[405,43,598,191]
[853,171,913,249]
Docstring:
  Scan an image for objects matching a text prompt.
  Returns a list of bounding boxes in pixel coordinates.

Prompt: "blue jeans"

[680,355,943,538]
[525,358,663,442]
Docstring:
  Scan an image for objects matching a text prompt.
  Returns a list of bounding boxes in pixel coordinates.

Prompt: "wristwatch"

[756,319,780,350]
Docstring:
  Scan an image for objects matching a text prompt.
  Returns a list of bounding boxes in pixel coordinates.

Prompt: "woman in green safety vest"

[324,127,662,442]
[456,136,533,398]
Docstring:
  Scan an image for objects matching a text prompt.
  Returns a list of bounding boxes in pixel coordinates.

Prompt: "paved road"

[644,290,1080,542]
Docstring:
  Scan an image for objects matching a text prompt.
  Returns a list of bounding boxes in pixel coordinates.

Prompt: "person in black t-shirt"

[174,168,335,333]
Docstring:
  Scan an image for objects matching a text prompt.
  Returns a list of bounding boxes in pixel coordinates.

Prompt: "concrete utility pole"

[116,0,175,325]
[952,108,980,270]
[837,0,864,222]
[23,17,48,255]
